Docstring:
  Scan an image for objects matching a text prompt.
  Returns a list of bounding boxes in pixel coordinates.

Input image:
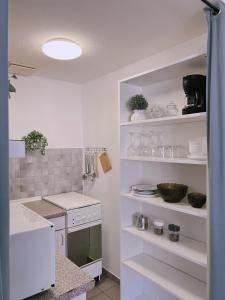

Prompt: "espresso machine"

[182,74,206,115]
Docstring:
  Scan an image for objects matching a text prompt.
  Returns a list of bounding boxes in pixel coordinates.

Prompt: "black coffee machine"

[182,74,206,115]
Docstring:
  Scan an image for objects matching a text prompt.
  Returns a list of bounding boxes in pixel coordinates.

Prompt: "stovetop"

[43,192,100,211]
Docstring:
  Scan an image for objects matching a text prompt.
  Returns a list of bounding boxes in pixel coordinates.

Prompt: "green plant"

[127,94,148,110]
[8,74,17,98]
[22,130,48,155]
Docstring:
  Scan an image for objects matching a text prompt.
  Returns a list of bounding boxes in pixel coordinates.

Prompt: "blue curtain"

[205,2,225,299]
[0,0,9,299]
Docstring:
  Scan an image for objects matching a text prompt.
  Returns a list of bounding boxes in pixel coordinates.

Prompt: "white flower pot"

[131,110,148,122]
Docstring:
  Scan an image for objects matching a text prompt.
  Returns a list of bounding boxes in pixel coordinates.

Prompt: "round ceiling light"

[42,39,82,60]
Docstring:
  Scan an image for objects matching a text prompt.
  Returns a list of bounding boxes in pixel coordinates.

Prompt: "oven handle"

[67,219,102,233]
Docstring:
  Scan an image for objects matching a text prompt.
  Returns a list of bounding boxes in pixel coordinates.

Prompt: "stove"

[44,192,102,279]
[44,192,101,210]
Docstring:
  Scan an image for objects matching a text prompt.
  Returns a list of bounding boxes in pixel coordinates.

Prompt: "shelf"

[121,156,207,165]
[123,226,207,267]
[123,254,206,300]
[133,295,150,300]
[120,112,206,127]
[120,53,206,87]
[122,193,207,218]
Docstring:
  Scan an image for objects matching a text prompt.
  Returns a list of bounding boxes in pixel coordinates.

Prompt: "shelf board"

[133,295,150,300]
[120,53,206,87]
[123,254,206,300]
[123,226,207,267]
[120,112,206,127]
[122,193,207,218]
[121,156,207,165]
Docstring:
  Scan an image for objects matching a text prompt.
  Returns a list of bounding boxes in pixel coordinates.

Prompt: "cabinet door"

[55,229,66,256]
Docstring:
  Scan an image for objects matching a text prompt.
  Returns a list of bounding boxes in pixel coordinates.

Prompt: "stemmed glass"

[127,132,141,156]
[141,133,150,156]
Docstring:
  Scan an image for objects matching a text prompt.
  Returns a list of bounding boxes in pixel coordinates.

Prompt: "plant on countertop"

[8,74,17,98]
[22,130,48,155]
[127,94,148,111]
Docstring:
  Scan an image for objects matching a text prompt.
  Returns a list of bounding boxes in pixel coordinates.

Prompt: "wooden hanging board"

[99,152,112,173]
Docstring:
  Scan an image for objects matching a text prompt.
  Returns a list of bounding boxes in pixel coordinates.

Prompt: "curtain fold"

[205,2,225,299]
[0,0,9,299]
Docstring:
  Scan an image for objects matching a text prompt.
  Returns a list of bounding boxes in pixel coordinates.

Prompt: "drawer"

[49,216,65,231]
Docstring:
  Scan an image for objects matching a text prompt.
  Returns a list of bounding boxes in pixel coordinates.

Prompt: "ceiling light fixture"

[42,39,82,60]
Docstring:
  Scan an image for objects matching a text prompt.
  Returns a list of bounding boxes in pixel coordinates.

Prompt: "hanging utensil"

[91,152,96,181]
[94,151,99,177]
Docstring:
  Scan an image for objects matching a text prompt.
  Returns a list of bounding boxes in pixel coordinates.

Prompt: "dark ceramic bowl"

[157,183,188,203]
[187,193,206,208]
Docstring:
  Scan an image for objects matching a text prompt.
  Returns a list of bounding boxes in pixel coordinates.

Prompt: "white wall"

[8,34,207,279]
[9,76,83,148]
[82,34,207,278]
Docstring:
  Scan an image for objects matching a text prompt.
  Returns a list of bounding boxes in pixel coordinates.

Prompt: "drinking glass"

[151,131,159,157]
[141,133,151,156]
[166,102,178,116]
[127,132,141,156]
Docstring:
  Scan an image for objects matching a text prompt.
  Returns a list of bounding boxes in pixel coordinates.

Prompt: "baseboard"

[102,268,120,284]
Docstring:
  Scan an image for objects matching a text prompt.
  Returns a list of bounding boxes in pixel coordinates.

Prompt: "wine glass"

[127,132,141,156]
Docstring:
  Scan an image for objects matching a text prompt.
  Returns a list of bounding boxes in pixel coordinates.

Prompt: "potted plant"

[127,94,149,121]
[8,74,17,98]
[22,130,48,155]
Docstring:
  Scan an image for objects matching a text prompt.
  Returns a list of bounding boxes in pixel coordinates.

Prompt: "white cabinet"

[48,216,66,256]
[55,229,66,256]
[10,203,55,300]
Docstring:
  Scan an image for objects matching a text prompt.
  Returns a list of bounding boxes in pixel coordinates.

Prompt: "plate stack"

[131,184,158,197]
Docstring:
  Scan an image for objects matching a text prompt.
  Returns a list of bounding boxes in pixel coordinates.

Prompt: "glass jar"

[153,220,164,235]
[166,102,178,116]
[136,214,148,231]
[132,212,141,227]
[168,224,180,242]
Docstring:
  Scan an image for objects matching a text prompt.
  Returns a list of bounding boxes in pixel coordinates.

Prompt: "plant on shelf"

[127,94,149,122]
[22,130,48,155]
[8,74,17,98]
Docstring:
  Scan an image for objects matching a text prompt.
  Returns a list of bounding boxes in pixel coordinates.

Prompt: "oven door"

[67,220,102,268]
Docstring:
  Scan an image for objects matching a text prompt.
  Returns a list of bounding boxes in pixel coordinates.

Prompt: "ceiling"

[9,0,207,84]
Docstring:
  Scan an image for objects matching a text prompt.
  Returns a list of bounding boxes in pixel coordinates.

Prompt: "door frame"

[0,0,9,299]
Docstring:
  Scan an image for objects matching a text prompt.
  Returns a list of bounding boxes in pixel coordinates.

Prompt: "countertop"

[27,253,95,300]
[23,200,66,219]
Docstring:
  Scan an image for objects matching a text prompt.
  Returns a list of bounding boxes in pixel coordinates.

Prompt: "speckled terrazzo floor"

[87,275,120,300]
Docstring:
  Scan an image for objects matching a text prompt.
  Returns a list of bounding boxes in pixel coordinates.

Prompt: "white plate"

[131,184,157,192]
[187,154,207,160]
[132,191,157,196]
[130,192,159,198]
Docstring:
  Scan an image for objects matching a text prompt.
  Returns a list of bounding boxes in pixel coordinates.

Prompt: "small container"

[136,215,148,231]
[148,218,152,231]
[166,102,178,116]
[132,213,141,227]
[153,220,164,235]
[168,224,180,242]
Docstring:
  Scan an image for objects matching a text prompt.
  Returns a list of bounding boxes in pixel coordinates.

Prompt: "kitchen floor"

[87,274,120,300]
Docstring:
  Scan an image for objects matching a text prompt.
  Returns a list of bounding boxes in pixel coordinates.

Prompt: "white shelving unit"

[122,192,207,218]
[120,53,208,300]
[123,254,206,300]
[121,156,207,165]
[123,226,207,267]
[133,296,150,300]
[120,112,206,127]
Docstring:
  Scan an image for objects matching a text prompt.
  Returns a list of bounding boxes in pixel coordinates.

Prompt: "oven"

[66,204,102,279]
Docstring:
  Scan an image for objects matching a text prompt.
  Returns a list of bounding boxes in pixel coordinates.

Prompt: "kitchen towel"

[99,152,112,173]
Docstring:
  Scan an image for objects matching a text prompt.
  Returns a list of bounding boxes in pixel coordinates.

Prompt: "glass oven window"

[67,224,102,267]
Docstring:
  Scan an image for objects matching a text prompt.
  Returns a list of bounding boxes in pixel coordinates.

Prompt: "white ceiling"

[9,0,207,84]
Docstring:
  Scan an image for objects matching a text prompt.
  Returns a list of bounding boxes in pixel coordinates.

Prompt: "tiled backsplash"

[10,148,83,200]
